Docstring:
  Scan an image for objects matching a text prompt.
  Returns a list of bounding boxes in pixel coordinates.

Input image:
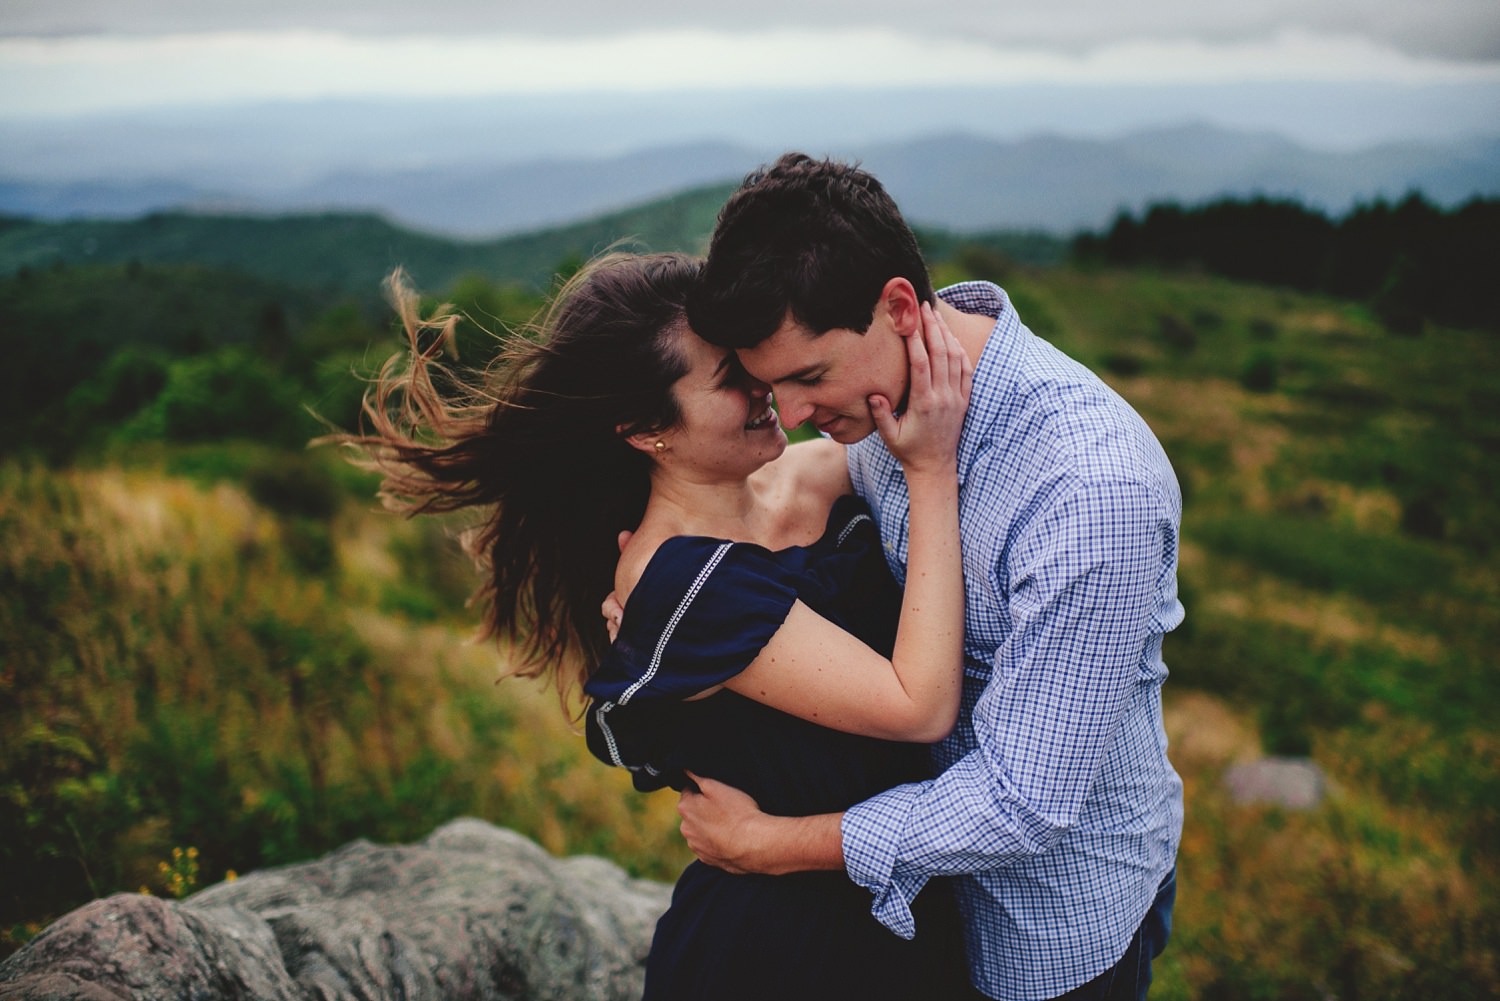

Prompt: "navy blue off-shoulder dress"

[584,496,977,1000]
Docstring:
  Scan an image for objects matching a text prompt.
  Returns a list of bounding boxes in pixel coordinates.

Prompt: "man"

[679,153,1184,1000]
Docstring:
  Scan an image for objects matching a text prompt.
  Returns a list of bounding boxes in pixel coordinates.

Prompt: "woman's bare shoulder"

[613,528,668,605]
[781,436,850,499]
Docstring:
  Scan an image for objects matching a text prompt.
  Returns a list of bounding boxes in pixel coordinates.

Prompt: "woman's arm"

[722,303,971,742]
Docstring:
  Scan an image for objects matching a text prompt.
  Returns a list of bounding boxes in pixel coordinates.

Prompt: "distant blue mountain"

[2,121,1495,237]
[859,126,1500,233]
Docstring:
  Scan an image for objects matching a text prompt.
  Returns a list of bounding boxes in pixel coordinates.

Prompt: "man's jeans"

[1055,869,1176,1001]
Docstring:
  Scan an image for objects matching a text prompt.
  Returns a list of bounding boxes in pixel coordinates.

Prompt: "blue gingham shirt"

[844,282,1184,1000]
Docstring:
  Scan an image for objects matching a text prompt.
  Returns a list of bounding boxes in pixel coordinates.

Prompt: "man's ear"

[878,277,922,338]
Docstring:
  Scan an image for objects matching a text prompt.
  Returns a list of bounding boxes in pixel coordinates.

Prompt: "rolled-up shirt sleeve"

[843,475,1173,936]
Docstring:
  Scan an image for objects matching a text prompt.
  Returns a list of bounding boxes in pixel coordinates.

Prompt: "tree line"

[1072,193,1500,335]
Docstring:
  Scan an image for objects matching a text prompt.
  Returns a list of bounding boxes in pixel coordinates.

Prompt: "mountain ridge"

[3,125,1495,239]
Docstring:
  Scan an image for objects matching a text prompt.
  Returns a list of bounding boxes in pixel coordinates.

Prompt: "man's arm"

[677,773,844,874]
[678,476,1176,932]
[837,475,1176,935]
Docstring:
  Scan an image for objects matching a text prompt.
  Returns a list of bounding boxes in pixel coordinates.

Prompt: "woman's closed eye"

[717,355,755,390]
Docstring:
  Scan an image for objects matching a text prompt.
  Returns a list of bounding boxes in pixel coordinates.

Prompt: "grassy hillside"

[0,260,552,462]
[0,188,1066,303]
[978,264,1499,997]
[2,247,1496,994]
[0,453,691,927]
[0,184,735,300]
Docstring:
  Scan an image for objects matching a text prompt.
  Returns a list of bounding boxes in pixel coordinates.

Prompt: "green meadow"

[2,202,1496,997]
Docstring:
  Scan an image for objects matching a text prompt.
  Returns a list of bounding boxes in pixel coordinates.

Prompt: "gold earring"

[654,440,666,453]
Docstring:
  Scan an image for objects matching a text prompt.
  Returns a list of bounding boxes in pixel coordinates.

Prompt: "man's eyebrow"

[772,363,823,383]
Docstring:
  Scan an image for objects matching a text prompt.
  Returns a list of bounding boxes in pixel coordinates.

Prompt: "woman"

[347,252,977,999]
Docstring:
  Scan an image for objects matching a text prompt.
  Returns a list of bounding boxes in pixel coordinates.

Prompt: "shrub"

[1193,513,1450,604]
[1239,351,1278,392]
[245,455,341,521]
[1157,313,1198,353]
[1102,352,1145,376]
[137,349,306,445]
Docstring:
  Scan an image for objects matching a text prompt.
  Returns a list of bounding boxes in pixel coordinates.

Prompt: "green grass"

[3,258,1498,993]
[1193,513,1452,603]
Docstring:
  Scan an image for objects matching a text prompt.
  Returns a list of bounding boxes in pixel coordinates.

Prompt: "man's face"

[736,312,908,444]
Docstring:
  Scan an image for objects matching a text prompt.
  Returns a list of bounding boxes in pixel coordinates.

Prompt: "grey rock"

[1,819,672,1001]
[1223,756,1332,810]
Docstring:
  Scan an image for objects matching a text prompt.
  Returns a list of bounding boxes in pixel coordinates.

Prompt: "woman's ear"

[619,425,666,456]
[878,277,922,338]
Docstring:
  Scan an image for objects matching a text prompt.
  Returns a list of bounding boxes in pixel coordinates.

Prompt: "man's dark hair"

[688,152,934,349]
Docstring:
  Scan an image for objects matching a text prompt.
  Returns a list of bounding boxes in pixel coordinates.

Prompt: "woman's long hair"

[341,252,699,711]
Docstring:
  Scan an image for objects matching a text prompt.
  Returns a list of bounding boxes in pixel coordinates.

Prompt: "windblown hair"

[341,253,699,711]
[688,152,934,349]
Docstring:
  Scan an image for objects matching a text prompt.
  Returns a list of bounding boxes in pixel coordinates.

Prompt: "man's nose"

[774,388,812,430]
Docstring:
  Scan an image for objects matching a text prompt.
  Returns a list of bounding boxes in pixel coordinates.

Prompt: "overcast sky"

[3,0,1499,117]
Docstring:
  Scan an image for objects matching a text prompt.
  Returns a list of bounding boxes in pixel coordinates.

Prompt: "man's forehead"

[739,319,825,379]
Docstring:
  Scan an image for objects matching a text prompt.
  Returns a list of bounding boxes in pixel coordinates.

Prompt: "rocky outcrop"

[0,819,672,1001]
[1223,756,1333,810]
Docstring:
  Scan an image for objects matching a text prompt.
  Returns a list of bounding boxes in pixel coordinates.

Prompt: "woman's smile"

[744,404,778,431]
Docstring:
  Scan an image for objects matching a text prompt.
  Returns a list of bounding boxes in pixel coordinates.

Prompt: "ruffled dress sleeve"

[583,536,803,788]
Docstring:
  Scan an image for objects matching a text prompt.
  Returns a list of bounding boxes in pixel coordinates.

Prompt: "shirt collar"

[936,281,1020,486]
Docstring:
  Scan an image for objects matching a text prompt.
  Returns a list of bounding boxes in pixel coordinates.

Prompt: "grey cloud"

[4,0,1497,61]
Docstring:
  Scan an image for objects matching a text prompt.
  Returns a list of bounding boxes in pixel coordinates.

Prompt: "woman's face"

[657,325,788,480]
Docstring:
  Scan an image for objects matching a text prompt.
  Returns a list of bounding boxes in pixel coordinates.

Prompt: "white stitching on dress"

[836,512,872,548]
[593,702,627,769]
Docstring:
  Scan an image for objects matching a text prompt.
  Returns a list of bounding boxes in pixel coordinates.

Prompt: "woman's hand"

[870,302,972,477]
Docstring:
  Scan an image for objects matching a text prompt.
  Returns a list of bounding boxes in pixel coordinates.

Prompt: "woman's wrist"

[902,465,959,491]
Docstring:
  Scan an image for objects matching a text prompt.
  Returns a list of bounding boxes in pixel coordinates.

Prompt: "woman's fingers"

[877,299,971,465]
[960,329,974,400]
[868,393,898,443]
[934,305,970,405]
[906,307,931,392]
[922,302,952,390]
[910,303,965,411]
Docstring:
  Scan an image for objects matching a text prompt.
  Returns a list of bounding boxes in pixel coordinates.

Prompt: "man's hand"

[678,773,767,874]
[678,772,845,875]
